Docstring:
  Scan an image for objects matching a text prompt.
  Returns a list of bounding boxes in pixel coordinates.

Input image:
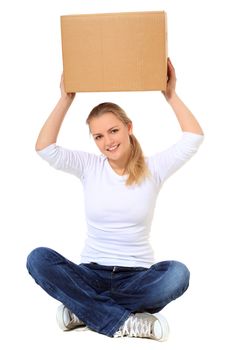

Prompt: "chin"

[108,154,120,160]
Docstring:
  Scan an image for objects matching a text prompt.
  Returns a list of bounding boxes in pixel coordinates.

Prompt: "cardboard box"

[61,11,167,92]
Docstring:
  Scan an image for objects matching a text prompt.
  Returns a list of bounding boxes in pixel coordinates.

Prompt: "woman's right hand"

[35,74,76,151]
[60,73,76,102]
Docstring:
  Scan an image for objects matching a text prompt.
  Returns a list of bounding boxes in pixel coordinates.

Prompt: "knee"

[26,247,53,276]
[170,261,190,294]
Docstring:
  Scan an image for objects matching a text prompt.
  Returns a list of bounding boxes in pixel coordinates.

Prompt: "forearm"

[35,96,74,151]
[167,92,204,135]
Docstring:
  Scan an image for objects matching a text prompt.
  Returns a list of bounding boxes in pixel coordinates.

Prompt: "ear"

[128,122,133,135]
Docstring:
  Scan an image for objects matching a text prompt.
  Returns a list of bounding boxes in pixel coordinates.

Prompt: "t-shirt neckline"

[105,158,128,180]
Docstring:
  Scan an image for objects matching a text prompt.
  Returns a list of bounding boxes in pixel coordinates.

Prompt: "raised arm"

[35,75,76,151]
[162,58,204,135]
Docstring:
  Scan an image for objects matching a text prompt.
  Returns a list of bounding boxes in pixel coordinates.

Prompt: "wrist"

[166,91,178,105]
[60,94,75,106]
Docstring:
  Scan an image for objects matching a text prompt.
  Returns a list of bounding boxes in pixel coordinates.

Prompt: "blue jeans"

[26,247,190,337]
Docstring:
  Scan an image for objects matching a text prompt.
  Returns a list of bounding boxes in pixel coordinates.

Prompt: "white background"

[0,0,232,349]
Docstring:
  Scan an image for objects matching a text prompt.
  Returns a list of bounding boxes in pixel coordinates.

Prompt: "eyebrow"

[92,125,119,137]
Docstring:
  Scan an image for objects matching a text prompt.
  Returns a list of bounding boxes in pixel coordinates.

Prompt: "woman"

[27,58,204,340]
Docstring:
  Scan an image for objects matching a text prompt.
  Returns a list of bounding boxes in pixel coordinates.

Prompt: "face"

[89,112,133,163]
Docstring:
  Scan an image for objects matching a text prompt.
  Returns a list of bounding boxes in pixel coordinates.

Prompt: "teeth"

[108,145,118,151]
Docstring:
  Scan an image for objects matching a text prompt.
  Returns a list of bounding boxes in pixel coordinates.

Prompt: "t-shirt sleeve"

[37,143,95,181]
[148,132,204,184]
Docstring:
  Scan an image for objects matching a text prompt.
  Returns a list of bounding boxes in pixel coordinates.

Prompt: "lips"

[106,144,120,152]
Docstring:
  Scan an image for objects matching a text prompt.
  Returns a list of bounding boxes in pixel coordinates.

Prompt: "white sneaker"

[56,304,85,331]
[114,312,169,341]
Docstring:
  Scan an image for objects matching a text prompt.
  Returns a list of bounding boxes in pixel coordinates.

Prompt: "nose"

[104,134,114,147]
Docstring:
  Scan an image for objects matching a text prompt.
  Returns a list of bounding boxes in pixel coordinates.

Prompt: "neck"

[108,159,127,175]
[108,148,131,175]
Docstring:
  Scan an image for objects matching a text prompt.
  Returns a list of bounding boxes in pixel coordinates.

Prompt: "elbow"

[35,142,55,152]
[197,126,205,136]
[35,145,42,152]
[195,130,204,136]
[184,126,204,136]
[35,142,44,152]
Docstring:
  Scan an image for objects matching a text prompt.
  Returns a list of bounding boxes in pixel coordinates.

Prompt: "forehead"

[89,112,122,133]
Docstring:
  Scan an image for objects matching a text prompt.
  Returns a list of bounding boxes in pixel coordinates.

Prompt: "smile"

[107,144,120,152]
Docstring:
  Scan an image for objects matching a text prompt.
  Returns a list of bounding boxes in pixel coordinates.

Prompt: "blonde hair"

[86,102,150,186]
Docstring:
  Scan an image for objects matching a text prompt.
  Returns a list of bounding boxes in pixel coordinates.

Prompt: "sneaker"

[56,304,85,331]
[114,312,169,341]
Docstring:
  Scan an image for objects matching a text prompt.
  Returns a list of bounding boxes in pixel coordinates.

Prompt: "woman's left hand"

[162,57,177,101]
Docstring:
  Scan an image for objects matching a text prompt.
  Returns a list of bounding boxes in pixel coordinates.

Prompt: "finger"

[60,74,64,87]
[168,62,176,82]
[167,57,174,69]
[168,62,174,76]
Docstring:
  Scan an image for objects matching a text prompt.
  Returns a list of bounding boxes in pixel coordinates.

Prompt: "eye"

[111,128,119,134]
[94,135,102,140]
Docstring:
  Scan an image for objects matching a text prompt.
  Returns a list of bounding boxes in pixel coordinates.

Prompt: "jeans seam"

[106,310,131,337]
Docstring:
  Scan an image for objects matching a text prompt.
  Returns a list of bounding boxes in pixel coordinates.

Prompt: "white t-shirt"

[38,132,204,268]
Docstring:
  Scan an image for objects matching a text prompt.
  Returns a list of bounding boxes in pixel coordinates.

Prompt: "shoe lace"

[116,315,154,338]
[68,310,80,325]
